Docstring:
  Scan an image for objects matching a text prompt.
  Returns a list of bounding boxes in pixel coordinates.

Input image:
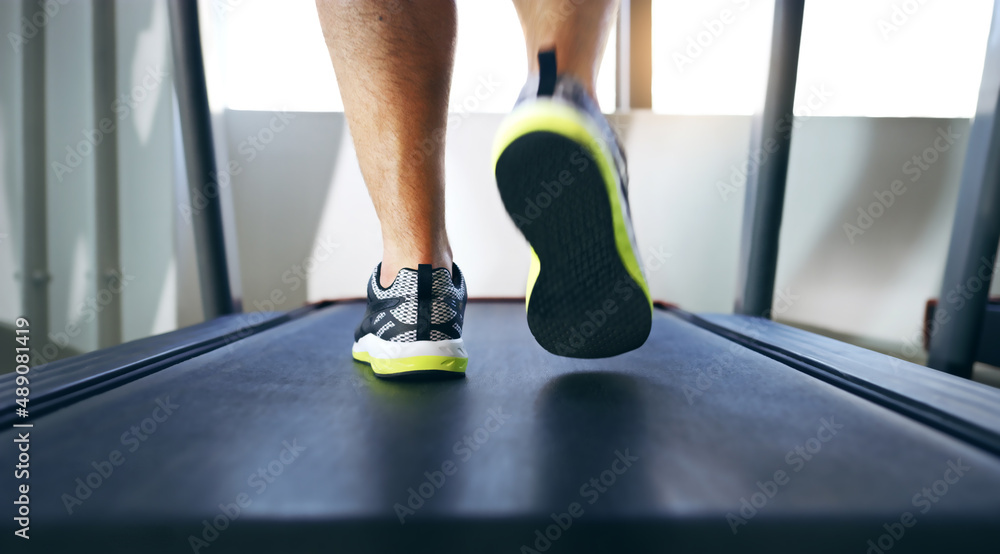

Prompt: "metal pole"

[167,0,237,318]
[22,0,49,347]
[734,0,804,317]
[93,0,122,348]
[615,0,631,112]
[927,2,1000,378]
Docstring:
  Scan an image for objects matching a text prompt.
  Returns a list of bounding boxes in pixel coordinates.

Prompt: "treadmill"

[4,1,1000,552]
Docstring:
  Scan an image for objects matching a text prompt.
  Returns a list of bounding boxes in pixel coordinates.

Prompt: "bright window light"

[651,0,994,117]
[651,0,775,115]
[216,0,993,117]
[793,0,993,118]
[217,0,616,113]
[452,2,617,113]
[217,0,342,112]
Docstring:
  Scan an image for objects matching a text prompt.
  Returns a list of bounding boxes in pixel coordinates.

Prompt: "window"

[650,0,994,117]
[214,0,617,113]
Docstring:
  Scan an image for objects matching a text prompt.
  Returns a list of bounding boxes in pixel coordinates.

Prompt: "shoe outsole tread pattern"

[496,130,652,358]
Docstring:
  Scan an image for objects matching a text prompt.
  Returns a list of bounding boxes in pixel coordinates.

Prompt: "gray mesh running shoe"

[352,263,468,378]
[492,49,653,359]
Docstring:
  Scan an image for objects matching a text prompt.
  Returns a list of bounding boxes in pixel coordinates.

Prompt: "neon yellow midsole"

[353,351,468,375]
[492,100,652,313]
[526,247,542,312]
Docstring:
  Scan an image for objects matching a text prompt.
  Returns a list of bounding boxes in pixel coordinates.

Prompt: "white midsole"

[353,334,467,359]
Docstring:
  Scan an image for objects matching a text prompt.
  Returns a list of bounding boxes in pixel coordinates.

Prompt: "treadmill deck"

[3,302,999,553]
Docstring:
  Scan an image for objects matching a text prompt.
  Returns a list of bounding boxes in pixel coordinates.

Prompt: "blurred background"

[1,0,998,380]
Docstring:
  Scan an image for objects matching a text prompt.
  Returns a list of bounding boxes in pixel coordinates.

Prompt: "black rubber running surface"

[3,302,1000,553]
[0,312,284,400]
[495,131,651,358]
[0,312,287,427]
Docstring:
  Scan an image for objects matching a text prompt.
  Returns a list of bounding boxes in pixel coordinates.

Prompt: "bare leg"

[511,0,619,99]
[316,0,456,287]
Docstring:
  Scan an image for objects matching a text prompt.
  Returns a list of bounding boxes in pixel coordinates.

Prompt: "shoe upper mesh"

[391,303,418,325]
[390,330,417,342]
[371,270,418,299]
[359,264,466,343]
[375,321,395,338]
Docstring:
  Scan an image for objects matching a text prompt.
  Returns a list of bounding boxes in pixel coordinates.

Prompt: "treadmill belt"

[3,302,999,553]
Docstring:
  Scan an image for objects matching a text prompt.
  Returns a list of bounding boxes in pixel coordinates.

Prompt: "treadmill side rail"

[691,310,1000,457]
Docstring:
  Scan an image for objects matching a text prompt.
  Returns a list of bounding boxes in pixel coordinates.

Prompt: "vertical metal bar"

[734,0,804,317]
[167,0,237,318]
[93,0,122,348]
[22,0,49,345]
[615,0,631,112]
[628,0,652,109]
[927,2,1000,378]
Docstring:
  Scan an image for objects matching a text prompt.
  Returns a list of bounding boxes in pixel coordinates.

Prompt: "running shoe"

[492,49,652,359]
[352,263,468,378]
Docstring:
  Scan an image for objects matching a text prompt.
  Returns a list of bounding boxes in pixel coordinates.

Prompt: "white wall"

[224,109,345,312]
[221,111,750,306]
[777,117,975,344]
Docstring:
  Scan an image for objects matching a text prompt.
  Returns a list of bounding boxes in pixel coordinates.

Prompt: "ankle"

[527,46,598,100]
[561,69,598,102]
[379,251,453,288]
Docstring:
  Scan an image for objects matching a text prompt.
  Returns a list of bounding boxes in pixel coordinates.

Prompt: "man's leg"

[315,0,456,288]
[317,1,468,378]
[511,0,619,99]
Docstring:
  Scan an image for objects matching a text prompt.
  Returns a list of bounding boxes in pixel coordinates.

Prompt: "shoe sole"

[352,335,468,378]
[493,100,652,358]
